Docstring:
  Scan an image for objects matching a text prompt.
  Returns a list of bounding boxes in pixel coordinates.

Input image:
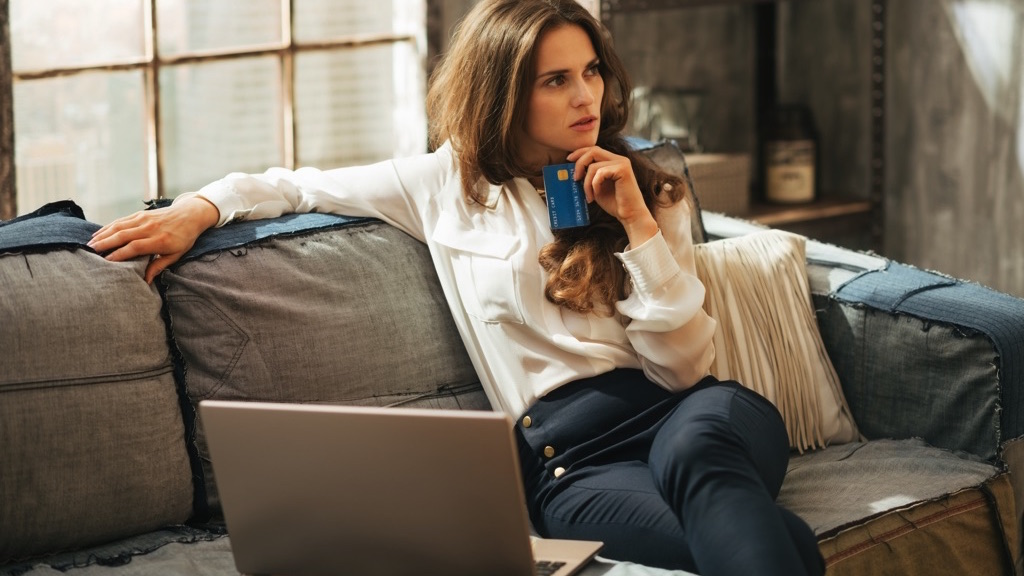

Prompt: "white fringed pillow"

[694,230,859,452]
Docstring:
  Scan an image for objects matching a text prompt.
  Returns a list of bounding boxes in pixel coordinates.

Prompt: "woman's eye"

[585,64,600,76]
[546,75,566,87]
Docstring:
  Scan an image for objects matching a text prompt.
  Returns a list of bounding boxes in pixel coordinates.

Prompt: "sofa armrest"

[819,260,1024,463]
[703,212,1024,463]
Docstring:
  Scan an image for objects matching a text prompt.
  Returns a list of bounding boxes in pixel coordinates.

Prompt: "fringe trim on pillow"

[695,231,848,453]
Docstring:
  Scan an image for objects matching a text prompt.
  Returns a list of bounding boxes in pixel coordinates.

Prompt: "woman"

[89,1,824,574]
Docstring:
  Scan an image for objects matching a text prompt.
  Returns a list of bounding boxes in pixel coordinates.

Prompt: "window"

[8,0,426,224]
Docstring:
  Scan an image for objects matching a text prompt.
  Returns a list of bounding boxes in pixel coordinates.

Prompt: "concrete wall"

[886,0,1024,297]
[611,0,1024,297]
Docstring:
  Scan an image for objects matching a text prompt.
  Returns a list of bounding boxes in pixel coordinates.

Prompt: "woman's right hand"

[88,195,221,284]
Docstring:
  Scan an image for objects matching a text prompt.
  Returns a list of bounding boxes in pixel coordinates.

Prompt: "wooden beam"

[0,0,15,220]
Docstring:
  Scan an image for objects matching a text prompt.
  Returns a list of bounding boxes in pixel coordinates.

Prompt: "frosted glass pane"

[294,0,423,42]
[157,0,283,56]
[10,0,145,72]
[14,72,149,224]
[160,58,283,196]
[295,42,426,169]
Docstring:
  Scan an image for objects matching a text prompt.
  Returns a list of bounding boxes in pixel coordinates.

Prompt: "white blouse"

[177,141,716,418]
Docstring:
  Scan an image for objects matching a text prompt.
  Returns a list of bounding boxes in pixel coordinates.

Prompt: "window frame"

[0,0,428,220]
[1,0,14,220]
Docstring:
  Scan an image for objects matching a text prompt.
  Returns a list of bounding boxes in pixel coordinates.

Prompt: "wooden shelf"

[732,198,876,251]
[603,0,886,252]
[747,198,873,226]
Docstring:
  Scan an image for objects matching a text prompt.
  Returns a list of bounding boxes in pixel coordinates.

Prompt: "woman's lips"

[571,116,598,132]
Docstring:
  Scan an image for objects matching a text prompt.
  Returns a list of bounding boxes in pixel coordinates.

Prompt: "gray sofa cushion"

[0,527,228,576]
[780,438,1004,535]
[6,438,1011,576]
[161,214,485,515]
[779,438,1016,575]
[0,204,194,564]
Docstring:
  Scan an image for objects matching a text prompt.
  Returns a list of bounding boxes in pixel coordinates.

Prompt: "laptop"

[200,400,603,576]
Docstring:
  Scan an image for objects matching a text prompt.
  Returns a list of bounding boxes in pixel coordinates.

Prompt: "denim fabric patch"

[0,201,98,253]
[181,212,373,262]
[834,262,1024,446]
[835,262,956,312]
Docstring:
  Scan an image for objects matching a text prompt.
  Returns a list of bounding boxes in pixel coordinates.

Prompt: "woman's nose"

[571,79,596,107]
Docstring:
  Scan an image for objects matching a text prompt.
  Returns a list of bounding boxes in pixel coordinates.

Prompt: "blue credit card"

[543,163,590,230]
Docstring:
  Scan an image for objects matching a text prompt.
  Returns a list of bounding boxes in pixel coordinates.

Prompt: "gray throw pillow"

[632,137,708,245]
[0,204,193,563]
[160,215,485,515]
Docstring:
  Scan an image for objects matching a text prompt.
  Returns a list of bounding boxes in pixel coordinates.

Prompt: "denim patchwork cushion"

[815,262,1024,462]
[0,203,194,564]
[160,214,485,516]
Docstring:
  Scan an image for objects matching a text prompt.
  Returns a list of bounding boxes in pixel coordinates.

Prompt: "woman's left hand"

[568,146,658,244]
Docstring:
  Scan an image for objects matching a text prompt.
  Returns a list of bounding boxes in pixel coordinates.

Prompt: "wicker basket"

[686,154,751,215]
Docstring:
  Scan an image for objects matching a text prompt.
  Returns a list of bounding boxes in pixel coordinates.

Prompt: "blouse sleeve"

[614,197,717,392]
[173,144,454,243]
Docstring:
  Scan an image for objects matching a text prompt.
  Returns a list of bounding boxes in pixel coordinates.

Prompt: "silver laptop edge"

[200,400,602,576]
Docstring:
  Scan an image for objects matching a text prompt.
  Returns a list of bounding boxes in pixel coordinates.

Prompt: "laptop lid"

[199,400,601,576]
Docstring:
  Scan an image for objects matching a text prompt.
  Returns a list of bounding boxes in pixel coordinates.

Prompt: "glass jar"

[764,104,817,203]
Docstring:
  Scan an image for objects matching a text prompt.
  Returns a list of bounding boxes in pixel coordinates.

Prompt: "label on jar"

[765,139,815,203]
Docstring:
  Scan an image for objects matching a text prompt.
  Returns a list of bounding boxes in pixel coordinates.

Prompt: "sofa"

[2,141,1023,576]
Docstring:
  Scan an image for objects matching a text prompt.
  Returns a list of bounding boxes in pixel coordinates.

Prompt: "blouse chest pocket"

[432,213,525,325]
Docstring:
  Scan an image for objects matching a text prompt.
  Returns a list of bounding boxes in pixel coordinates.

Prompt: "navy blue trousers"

[516,369,824,576]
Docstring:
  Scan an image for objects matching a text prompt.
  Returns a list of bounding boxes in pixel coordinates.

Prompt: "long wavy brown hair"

[427,0,688,315]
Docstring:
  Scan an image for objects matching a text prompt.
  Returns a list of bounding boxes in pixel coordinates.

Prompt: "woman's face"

[520,24,604,170]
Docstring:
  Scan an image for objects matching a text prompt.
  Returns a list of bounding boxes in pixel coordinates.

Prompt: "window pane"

[10,0,145,72]
[295,42,426,169]
[294,0,423,42]
[160,57,283,196]
[157,0,283,56]
[14,72,149,224]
